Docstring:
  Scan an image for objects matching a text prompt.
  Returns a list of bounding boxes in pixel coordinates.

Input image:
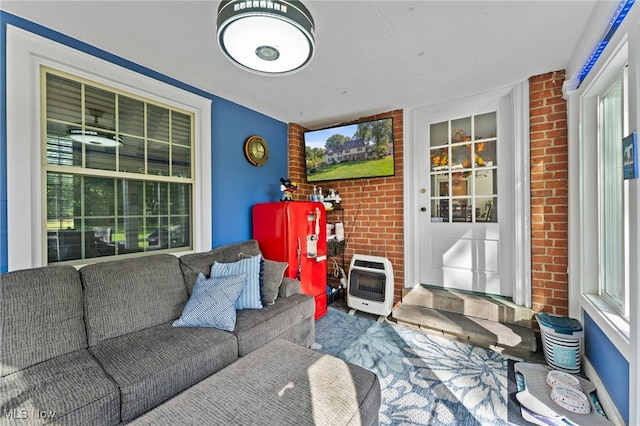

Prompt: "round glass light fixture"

[217,0,315,76]
[69,128,123,147]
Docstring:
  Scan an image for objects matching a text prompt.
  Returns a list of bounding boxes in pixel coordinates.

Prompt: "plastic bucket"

[536,313,584,375]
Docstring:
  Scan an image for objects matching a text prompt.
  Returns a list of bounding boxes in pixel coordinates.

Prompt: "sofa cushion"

[279,276,302,298]
[0,265,86,377]
[90,322,238,423]
[173,273,247,331]
[0,349,120,425]
[210,254,262,310]
[80,254,188,346]
[179,240,262,294]
[127,339,381,426]
[234,293,315,356]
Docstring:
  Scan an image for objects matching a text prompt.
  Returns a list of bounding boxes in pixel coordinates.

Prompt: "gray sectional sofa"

[0,240,331,425]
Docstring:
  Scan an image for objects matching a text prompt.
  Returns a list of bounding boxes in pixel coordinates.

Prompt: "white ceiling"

[2,1,618,129]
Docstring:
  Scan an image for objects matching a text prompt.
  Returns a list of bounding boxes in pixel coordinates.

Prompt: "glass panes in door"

[429,112,497,223]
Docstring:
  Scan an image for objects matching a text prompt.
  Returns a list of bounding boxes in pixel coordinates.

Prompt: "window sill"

[581,293,630,360]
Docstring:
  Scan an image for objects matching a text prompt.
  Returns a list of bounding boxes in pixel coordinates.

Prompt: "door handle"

[420,207,427,212]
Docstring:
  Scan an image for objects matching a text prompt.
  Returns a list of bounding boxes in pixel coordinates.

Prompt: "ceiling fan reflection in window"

[68,108,123,147]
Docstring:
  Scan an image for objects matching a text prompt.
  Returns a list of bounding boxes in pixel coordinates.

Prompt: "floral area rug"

[314,307,511,425]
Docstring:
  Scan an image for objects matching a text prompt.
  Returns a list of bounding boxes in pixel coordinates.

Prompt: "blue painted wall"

[211,98,288,247]
[0,11,288,269]
[583,312,629,425]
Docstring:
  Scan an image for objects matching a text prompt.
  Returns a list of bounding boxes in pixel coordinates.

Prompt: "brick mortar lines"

[289,111,405,305]
[290,73,569,314]
[529,70,569,316]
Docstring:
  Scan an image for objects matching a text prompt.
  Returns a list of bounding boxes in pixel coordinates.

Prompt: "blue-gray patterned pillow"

[210,254,263,310]
[172,272,247,331]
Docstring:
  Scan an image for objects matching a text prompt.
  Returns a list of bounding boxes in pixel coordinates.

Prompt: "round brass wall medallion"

[244,135,269,166]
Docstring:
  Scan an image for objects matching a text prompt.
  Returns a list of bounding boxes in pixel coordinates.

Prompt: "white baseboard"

[582,358,625,425]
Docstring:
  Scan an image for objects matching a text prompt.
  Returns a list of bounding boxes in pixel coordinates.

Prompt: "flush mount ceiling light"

[68,109,123,147]
[216,0,315,76]
[69,129,123,147]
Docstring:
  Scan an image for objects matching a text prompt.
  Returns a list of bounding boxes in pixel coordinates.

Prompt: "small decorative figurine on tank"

[280,177,298,201]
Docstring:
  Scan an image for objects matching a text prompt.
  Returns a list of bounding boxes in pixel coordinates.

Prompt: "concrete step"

[401,285,535,327]
[391,303,538,358]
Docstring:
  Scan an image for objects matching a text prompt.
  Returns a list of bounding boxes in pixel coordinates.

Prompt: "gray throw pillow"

[262,259,288,305]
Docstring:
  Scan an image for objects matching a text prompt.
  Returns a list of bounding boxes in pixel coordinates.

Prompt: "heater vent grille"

[349,268,386,302]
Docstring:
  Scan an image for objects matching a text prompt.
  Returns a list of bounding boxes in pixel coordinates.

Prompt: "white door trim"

[511,82,532,307]
[403,82,531,307]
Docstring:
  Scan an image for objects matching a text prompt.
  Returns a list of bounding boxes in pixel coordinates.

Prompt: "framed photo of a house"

[303,117,395,182]
[623,132,638,180]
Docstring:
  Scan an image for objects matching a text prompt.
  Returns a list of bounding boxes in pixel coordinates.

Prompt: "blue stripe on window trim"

[578,0,635,85]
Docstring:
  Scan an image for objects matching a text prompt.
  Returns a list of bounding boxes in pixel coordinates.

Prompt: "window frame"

[577,36,631,349]
[6,25,212,270]
[597,69,629,316]
[41,68,196,264]
[428,113,499,224]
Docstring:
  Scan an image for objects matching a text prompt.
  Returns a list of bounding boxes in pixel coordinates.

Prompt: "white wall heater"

[346,254,394,322]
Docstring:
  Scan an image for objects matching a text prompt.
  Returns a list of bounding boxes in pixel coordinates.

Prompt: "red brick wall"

[529,70,569,316]
[288,74,569,315]
[288,110,405,304]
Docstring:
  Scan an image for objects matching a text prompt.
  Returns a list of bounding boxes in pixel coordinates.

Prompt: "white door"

[418,95,514,296]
